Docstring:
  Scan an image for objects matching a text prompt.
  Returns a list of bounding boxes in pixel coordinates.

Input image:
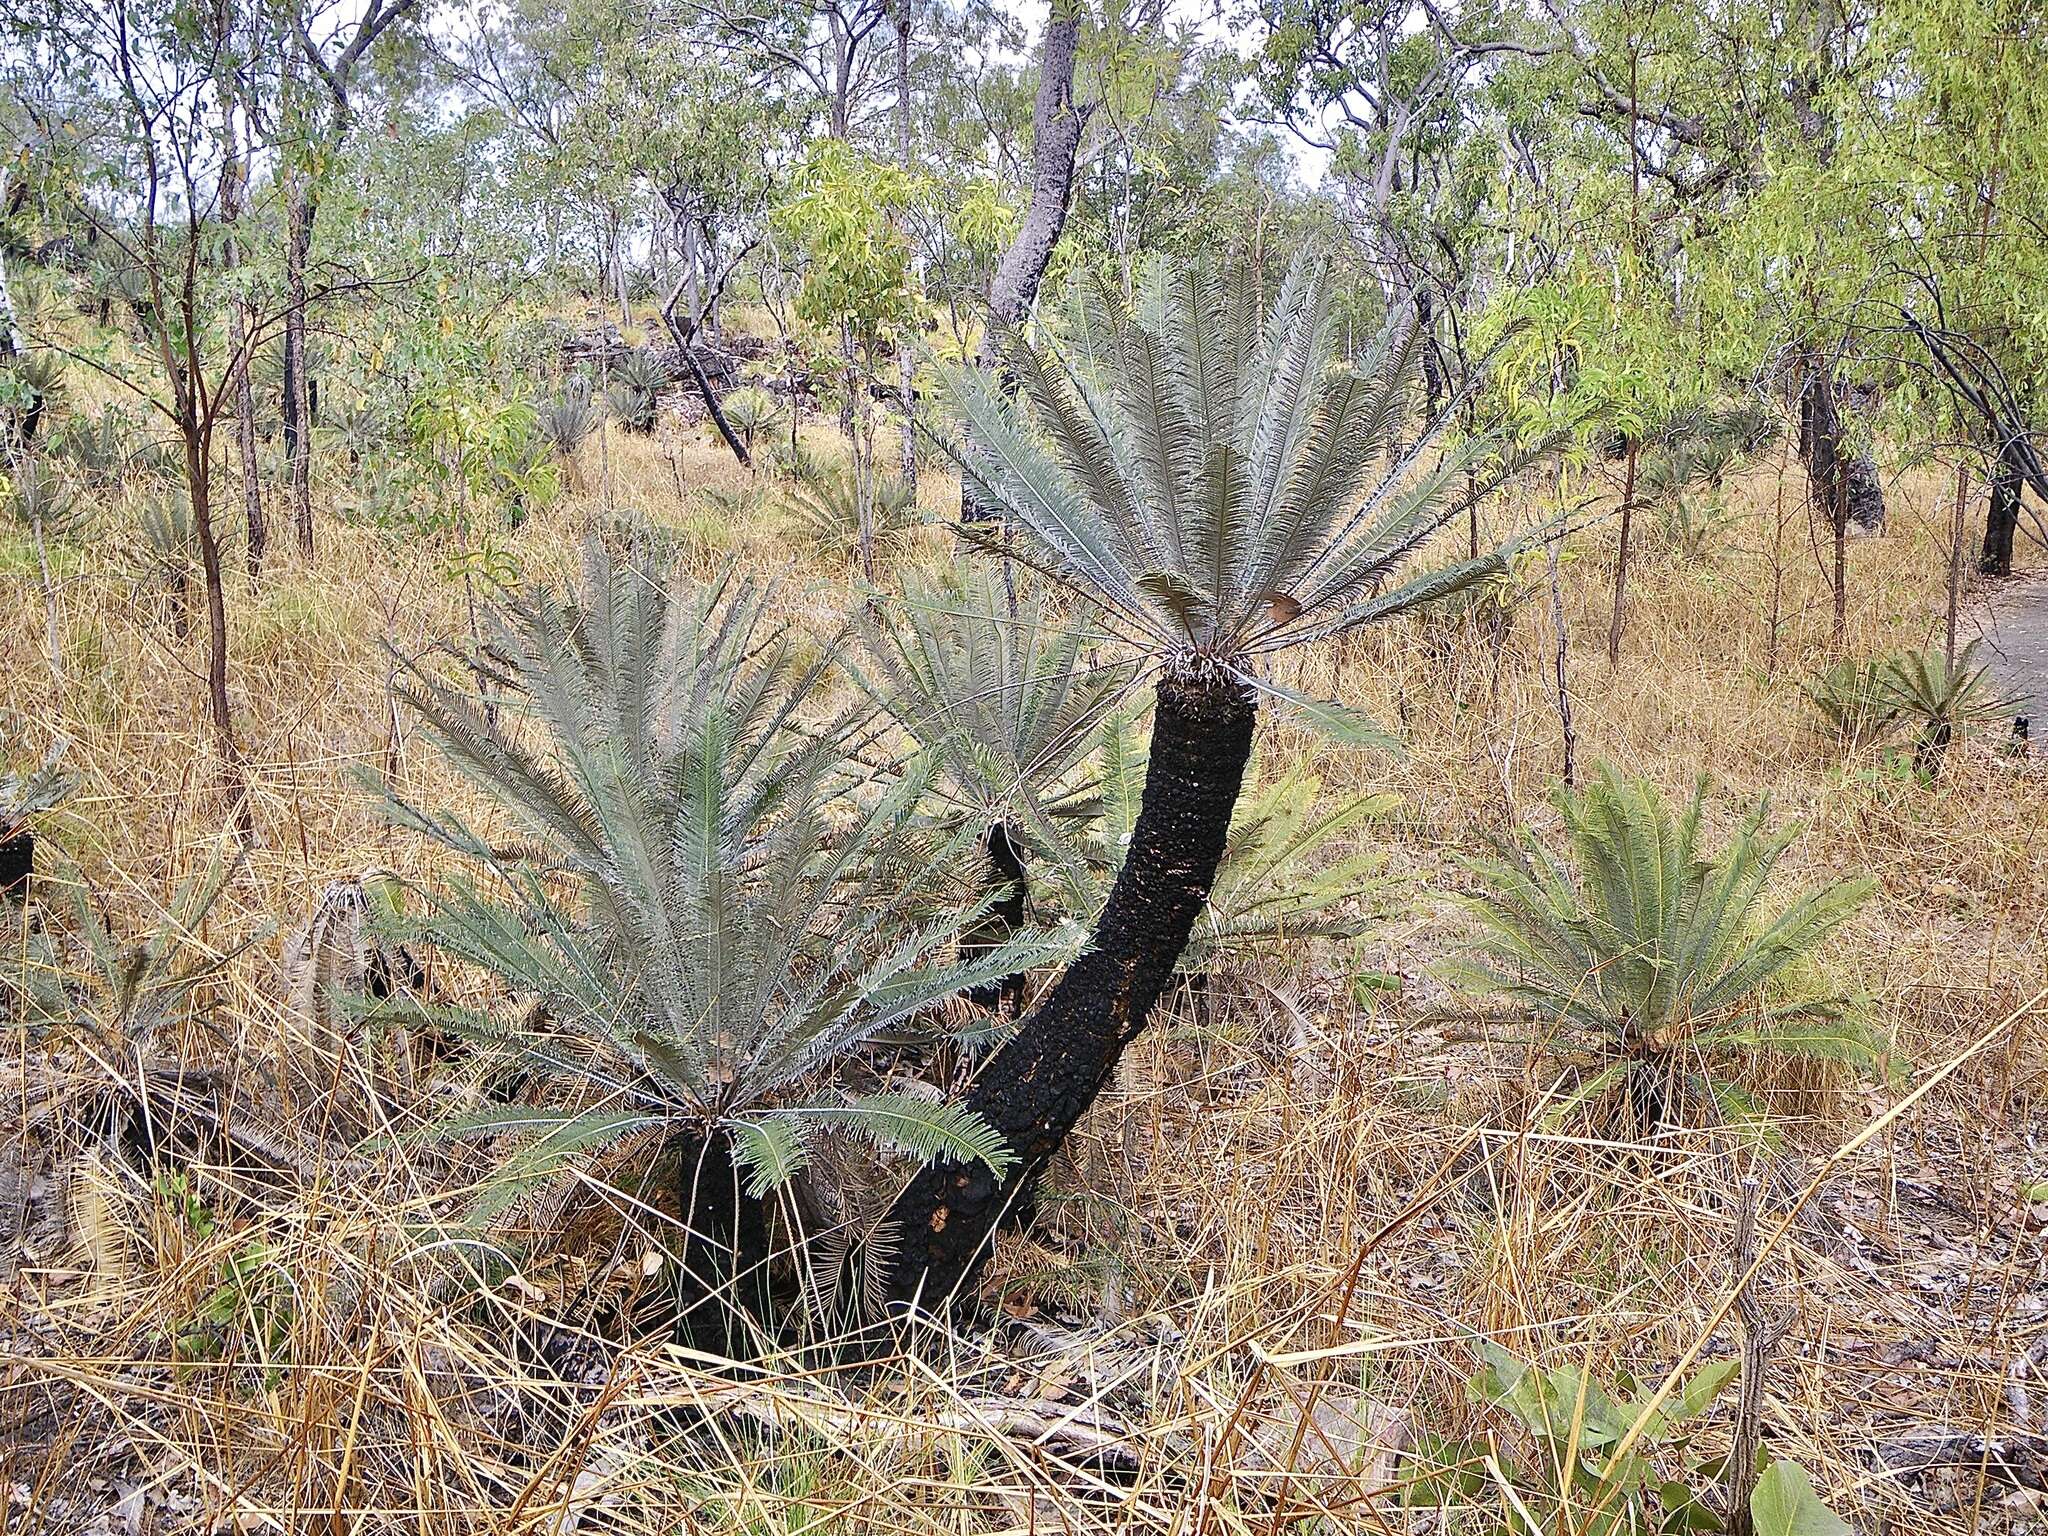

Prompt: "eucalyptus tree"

[0,0,299,827]
[879,253,1522,1308]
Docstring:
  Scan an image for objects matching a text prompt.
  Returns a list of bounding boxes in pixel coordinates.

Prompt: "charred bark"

[962,820,1029,1015]
[1798,364,1884,533]
[1,828,31,904]
[880,677,1256,1310]
[672,1128,774,1351]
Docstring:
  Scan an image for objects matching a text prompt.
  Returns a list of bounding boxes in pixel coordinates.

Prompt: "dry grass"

[2,415,2044,1534]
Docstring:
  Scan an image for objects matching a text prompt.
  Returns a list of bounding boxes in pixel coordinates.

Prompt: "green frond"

[797,1091,1015,1178]
[1448,763,1881,1119]
[932,249,1523,685]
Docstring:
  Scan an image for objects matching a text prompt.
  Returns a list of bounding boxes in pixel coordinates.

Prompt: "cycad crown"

[1451,767,1879,1064]
[937,253,1515,690]
[855,571,1128,829]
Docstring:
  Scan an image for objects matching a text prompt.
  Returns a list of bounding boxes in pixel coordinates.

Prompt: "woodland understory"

[0,0,2046,1532]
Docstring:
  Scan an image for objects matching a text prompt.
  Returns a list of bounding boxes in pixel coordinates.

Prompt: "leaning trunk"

[881,678,1256,1309]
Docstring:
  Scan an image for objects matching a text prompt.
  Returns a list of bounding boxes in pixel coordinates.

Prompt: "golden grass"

[2,417,2045,1534]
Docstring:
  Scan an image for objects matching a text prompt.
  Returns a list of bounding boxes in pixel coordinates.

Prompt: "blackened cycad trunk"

[882,678,1256,1309]
[1,827,31,904]
[673,1128,774,1351]
[962,821,1030,1015]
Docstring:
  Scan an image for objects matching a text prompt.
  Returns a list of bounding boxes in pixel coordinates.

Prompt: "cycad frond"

[854,571,1131,831]
[937,250,1522,694]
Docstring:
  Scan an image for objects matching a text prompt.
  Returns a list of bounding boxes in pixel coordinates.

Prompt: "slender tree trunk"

[182,419,250,837]
[961,10,1090,521]
[284,171,315,557]
[1606,436,1638,665]
[881,678,1256,1310]
[0,168,21,358]
[895,0,917,495]
[218,80,265,583]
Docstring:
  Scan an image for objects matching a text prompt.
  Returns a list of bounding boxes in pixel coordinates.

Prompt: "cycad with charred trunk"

[855,571,1129,1012]
[882,253,1527,1309]
[381,552,1072,1345]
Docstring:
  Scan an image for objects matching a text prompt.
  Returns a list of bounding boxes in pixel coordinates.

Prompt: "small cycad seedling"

[1448,766,1889,1133]
[604,349,670,432]
[1,716,75,903]
[783,459,918,564]
[1805,640,2015,775]
[1875,641,2016,776]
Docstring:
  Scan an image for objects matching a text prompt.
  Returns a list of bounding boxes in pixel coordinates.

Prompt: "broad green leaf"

[1751,1460,1850,1536]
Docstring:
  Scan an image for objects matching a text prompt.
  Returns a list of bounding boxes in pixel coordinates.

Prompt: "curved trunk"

[881,678,1256,1310]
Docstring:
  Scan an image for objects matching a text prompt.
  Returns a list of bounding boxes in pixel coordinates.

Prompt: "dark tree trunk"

[1798,363,1885,534]
[962,820,1029,1015]
[961,11,1091,522]
[672,1128,773,1350]
[284,175,315,557]
[1,828,31,904]
[880,678,1256,1310]
[1982,442,2022,576]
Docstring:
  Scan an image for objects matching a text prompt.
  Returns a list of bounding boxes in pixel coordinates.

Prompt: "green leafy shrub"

[1448,766,1889,1132]
[1406,1340,1846,1536]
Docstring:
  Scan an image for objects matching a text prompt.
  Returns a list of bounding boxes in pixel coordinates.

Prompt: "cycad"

[383,548,1069,1336]
[881,250,1521,1307]
[1875,641,2016,776]
[1,715,74,904]
[536,379,599,461]
[1071,711,1393,976]
[784,461,918,564]
[604,350,670,433]
[1448,766,1886,1133]
[855,571,1130,1010]
[717,385,783,452]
